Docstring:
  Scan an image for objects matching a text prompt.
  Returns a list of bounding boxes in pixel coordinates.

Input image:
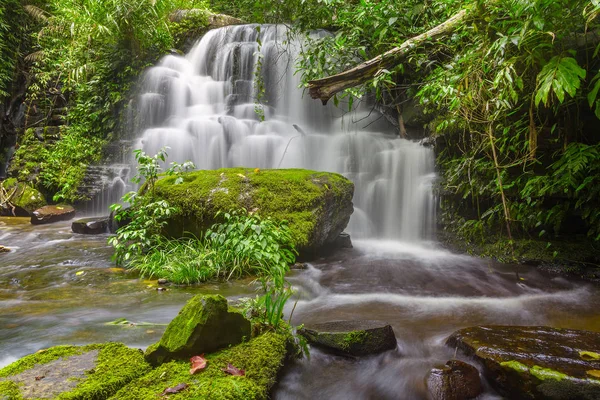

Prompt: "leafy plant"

[108,147,194,264]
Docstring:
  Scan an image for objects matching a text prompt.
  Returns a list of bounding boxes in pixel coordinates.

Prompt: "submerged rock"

[298,320,397,356]
[427,359,482,400]
[446,325,600,400]
[113,331,290,400]
[0,178,46,216]
[71,216,109,234]
[31,204,76,225]
[152,168,354,257]
[0,343,151,399]
[145,294,251,366]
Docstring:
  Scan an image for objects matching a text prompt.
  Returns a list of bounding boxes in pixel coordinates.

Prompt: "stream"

[2,23,600,399]
[2,217,599,399]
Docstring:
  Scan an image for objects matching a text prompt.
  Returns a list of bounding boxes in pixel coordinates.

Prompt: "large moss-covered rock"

[145,294,251,366]
[447,325,600,399]
[0,178,46,216]
[112,331,290,400]
[298,320,397,357]
[153,168,354,256]
[0,342,151,399]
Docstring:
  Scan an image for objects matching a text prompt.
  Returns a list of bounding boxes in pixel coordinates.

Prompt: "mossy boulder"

[112,331,290,400]
[145,294,251,366]
[298,320,397,357]
[0,342,151,399]
[446,325,600,399]
[0,178,46,216]
[152,168,354,256]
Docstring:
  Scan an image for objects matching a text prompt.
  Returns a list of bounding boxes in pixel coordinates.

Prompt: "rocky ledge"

[447,325,600,399]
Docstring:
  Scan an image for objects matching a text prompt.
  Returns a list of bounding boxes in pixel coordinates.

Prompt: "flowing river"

[1,24,600,399]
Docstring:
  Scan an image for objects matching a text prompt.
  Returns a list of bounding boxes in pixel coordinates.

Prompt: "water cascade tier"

[132,24,436,241]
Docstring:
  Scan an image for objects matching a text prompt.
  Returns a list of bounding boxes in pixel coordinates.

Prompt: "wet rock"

[0,178,46,216]
[71,217,109,234]
[291,262,308,270]
[145,294,251,366]
[157,278,169,285]
[298,320,397,357]
[446,325,600,400]
[334,232,353,249]
[427,360,482,400]
[0,245,9,253]
[31,205,76,225]
[0,343,151,399]
[156,287,167,292]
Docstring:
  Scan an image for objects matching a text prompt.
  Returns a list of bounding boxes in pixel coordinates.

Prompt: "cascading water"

[131,24,436,241]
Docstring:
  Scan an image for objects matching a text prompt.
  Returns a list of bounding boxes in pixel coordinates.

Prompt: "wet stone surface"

[298,320,397,357]
[6,350,98,399]
[447,325,600,399]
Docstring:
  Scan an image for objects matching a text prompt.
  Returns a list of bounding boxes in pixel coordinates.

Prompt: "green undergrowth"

[0,343,151,399]
[127,209,296,284]
[153,167,353,249]
[440,230,600,269]
[110,331,291,400]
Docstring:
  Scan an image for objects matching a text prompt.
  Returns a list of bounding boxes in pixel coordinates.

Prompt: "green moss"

[530,366,569,381]
[145,295,250,365]
[0,343,151,399]
[501,361,569,382]
[112,331,291,400]
[0,380,24,400]
[500,360,530,374]
[0,345,85,378]
[342,331,369,350]
[161,295,227,352]
[153,168,353,251]
[0,178,46,213]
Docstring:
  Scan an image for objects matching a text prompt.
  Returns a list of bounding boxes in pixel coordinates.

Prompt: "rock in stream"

[446,325,600,400]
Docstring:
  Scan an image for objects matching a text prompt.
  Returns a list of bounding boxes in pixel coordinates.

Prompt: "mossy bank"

[152,168,354,255]
[0,343,151,399]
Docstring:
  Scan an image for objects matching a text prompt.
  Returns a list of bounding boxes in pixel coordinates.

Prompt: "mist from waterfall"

[130,24,436,241]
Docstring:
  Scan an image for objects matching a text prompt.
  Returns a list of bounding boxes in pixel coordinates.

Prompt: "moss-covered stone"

[0,178,46,216]
[112,331,291,400]
[145,294,251,366]
[0,342,151,399]
[152,168,354,256]
[298,320,397,357]
[446,325,600,399]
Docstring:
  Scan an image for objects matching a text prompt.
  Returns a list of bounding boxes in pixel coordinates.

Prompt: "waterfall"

[130,24,436,241]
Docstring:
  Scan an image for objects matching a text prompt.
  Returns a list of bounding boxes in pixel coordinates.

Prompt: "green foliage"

[108,148,193,264]
[125,209,297,284]
[535,56,586,107]
[10,0,208,202]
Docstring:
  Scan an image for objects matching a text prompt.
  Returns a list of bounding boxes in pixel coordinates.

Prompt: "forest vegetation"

[1,0,600,261]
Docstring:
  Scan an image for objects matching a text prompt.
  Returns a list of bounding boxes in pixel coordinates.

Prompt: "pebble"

[157,287,167,292]
[157,278,168,285]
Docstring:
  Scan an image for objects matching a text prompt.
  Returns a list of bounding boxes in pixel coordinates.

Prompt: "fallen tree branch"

[308,9,469,104]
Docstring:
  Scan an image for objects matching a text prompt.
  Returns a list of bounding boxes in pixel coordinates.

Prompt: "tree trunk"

[308,9,469,104]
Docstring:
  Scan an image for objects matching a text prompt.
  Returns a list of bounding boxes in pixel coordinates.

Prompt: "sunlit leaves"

[535,56,586,107]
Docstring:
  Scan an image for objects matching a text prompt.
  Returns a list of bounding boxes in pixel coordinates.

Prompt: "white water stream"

[130,24,435,241]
